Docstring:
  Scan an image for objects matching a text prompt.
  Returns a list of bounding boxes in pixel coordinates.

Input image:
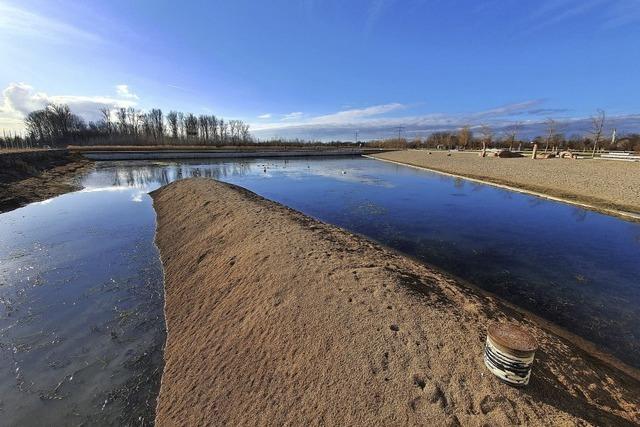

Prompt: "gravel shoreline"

[369,151,640,218]
[151,178,639,426]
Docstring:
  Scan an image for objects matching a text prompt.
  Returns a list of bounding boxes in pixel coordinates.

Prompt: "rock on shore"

[152,178,640,426]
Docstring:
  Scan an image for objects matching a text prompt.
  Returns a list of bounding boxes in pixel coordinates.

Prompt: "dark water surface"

[1,156,639,424]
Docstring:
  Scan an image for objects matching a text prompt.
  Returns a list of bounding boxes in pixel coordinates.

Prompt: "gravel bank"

[151,178,639,426]
[370,151,640,217]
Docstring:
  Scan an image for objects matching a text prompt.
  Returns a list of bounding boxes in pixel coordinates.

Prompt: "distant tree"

[505,121,523,151]
[177,112,185,139]
[458,125,472,150]
[198,115,209,141]
[544,118,556,152]
[166,111,178,139]
[184,113,198,139]
[480,124,492,156]
[589,109,605,158]
[149,109,163,141]
[117,108,128,135]
[219,118,227,143]
[99,107,111,135]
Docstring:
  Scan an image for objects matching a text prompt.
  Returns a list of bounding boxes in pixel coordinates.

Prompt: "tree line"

[367,112,640,153]
[1,105,639,152]
[1,103,254,148]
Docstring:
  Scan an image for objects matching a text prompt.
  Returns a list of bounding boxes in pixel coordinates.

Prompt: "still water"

[1,156,639,424]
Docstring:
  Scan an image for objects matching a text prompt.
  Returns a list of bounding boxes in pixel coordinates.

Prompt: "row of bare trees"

[9,104,253,147]
[368,110,639,153]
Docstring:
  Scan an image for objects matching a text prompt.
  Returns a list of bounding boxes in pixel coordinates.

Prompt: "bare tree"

[458,125,472,150]
[506,121,522,151]
[166,111,178,139]
[480,125,493,157]
[99,107,111,135]
[198,115,209,141]
[149,109,164,141]
[117,108,128,135]
[544,118,556,153]
[589,109,605,158]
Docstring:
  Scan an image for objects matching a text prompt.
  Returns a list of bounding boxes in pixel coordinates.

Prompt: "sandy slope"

[152,178,640,426]
[370,150,640,216]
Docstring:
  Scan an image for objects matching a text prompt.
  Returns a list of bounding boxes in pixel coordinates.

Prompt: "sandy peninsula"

[369,150,640,218]
[151,178,640,426]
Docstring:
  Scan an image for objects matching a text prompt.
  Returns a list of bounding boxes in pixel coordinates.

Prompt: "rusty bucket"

[484,323,538,386]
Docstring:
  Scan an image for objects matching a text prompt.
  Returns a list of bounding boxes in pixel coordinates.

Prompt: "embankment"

[152,178,640,426]
[369,150,640,219]
[0,150,92,213]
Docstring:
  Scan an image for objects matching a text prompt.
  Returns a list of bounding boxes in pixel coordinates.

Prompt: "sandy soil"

[370,150,640,216]
[151,178,639,426]
[0,151,93,213]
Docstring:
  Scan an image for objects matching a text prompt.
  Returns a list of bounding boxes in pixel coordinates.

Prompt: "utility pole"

[394,126,405,139]
[355,130,359,144]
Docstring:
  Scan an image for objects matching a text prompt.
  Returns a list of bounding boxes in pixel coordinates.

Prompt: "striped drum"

[484,323,538,386]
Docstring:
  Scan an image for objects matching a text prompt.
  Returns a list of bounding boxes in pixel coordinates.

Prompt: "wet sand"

[152,178,640,426]
[369,150,640,218]
[0,150,92,213]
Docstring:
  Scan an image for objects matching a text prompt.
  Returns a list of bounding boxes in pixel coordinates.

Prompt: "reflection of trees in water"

[103,161,255,188]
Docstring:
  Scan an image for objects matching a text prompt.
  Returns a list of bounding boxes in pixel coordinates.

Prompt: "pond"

[1,156,639,424]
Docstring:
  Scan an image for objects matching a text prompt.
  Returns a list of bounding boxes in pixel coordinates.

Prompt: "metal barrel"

[484,323,538,386]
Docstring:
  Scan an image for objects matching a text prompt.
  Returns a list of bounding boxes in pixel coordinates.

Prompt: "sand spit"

[151,178,640,426]
[0,150,92,213]
[369,151,640,218]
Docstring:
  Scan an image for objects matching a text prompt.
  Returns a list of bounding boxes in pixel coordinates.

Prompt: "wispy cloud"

[258,113,272,119]
[0,1,104,45]
[282,112,304,121]
[250,100,640,141]
[522,0,640,32]
[310,103,406,124]
[364,0,396,35]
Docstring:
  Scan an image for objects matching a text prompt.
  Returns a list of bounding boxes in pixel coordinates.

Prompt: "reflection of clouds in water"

[34,198,54,205]
[306,168,395,188]
[79,185,147,202]
[80,186,135,193]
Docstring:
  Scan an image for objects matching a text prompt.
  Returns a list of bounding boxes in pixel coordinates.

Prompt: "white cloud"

[0,82,139,132]
[250,100,640,141]
[115,84,139,100]
[282,112,304,121]
[310,103,406,124]
[258,113,272,119]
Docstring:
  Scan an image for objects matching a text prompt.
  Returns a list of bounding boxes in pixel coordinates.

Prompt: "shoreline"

[151,178,639,425]
[366,151,640,222]
[0,150,93,213]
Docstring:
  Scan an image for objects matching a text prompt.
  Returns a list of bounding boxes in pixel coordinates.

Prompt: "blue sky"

[1,0,639,140]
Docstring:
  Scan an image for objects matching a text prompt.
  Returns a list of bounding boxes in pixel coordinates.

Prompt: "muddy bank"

[0,150,93,213]
[369,151,640,218]
[152,178,640,426]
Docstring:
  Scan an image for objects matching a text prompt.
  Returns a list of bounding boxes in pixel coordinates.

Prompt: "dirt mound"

[152,178,640,426]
